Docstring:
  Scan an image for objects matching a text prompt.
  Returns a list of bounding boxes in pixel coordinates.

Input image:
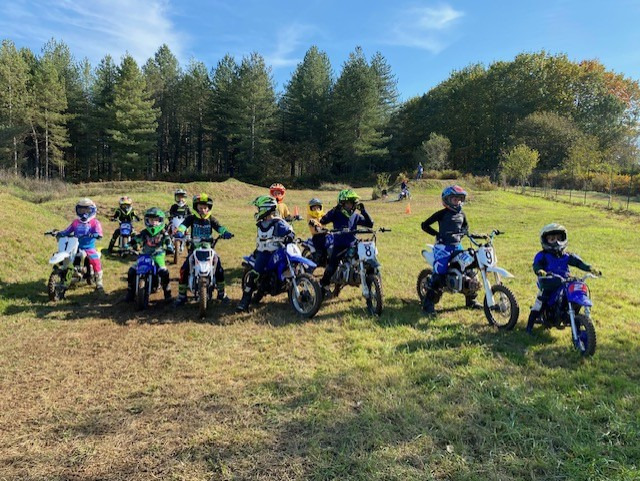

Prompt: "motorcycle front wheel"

[198,277,208,318]
[574,314,597,357]
[484,284,519,330]
[47,271,65,301]
[137,276,149,310]
[288,273,322,318]
[365,274,383,316]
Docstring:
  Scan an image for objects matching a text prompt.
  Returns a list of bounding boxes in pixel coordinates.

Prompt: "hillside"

[0,179,639,481]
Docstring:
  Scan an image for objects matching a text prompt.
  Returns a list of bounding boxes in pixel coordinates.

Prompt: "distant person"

[416,162,424,180]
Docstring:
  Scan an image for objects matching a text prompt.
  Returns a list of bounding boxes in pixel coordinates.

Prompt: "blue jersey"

[320,206,374,248]
[533,250,591,290]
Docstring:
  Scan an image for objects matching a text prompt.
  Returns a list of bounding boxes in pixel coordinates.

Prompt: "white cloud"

[389,4,464,53]
[0,0,185,65]
[264,24,316,69]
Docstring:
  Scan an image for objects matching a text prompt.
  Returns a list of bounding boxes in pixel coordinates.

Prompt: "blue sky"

[2,0,639,100]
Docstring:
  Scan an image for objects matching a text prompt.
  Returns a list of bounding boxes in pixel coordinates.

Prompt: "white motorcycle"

[187,235,231,318]
[169,216,189,264]
[327,227,391,316]
[417,229,520,329]
[44,230,98,301]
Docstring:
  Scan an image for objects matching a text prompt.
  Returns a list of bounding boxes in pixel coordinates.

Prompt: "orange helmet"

[269,183,286,202]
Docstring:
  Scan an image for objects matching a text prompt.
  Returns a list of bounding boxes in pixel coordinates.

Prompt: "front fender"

[289,255,317,269]
[486,265,514,278]
[49,252,70,264]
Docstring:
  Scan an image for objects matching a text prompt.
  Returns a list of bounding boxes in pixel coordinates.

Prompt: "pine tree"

[92,55,117,178]
[210,55,239,175]
[330,47,389,173]
[107,54,158,178]
[281,46,333,175]
[180,60,211,173]
[32,57,71,178]
[143,45,181,174]
[0,40,30,174]
[232,52,277,177]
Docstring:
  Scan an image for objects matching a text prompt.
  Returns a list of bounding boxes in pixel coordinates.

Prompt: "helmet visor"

[77,206,92,215]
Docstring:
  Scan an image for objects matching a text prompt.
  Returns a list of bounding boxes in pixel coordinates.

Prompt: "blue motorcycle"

[241,242,322,318]
[539,272,600,357]
[134,253,159,310]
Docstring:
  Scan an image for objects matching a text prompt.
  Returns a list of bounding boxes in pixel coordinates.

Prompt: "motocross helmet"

[540,223,568,254]
[76,198,97,223]
[269,183,286,202]
[144,207,166,236]
[174,188,187,206]
[119,196,132,214]
[252,195,278,221]
[337,189,360,214]
[307,197,324,220]
[441,185,467,213]
[193,193,213,219]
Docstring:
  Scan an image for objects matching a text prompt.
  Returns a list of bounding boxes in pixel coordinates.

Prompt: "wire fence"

[504,169,640,214]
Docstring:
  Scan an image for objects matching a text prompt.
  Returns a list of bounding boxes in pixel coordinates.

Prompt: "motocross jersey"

[255,218,294,252]
[169,203,192,219]
[277,202,291,220]
[112,208,140,222]
[421,208,468,245]
[132,229,172,256]
[533,250,592,291]
[320,206,373,248]
[58,218,103,250]
[178,214,228,246]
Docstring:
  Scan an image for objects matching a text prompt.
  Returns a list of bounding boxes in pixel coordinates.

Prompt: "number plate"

[358,241,377,260]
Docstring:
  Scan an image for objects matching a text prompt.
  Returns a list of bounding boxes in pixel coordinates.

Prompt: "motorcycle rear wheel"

[416,268,432,302]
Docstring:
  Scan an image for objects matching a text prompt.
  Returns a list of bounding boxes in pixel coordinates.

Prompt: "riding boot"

[526,310,539,334]
[465,293,483,310]
[422,288,439,316]
[236,289,253,312]
[217,282,229,303]
[108,236,117,254]
[95,271,105,294]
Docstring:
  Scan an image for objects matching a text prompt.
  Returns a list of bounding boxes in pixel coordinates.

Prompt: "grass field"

[1,178,639,481]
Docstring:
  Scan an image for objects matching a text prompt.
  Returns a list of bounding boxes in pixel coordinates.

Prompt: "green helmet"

[251,195,278,221]
[337,189,360,204]
[144,207,166,236]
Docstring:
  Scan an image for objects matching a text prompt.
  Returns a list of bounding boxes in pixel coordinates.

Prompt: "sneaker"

[236,292,252,312]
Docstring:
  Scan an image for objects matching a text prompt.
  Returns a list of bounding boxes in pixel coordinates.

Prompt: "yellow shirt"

[277,202,290,220]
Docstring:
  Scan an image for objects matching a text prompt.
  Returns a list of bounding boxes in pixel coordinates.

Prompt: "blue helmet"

[76,198,97,223]
[441,185,467,212]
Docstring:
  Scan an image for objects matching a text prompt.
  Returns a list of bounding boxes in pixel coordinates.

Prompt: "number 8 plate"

[358,241,377,260]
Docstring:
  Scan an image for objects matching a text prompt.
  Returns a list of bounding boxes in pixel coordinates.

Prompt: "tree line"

[1,39,638,184]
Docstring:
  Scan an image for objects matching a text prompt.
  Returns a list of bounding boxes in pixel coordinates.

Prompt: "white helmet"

[540,223,568,254]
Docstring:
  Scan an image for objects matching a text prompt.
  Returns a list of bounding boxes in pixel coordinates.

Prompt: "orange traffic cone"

[405,203,412,214]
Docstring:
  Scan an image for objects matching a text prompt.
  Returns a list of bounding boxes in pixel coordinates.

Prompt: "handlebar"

[328,227,391,235]
[44,230,75,237]
[541,272,600,282]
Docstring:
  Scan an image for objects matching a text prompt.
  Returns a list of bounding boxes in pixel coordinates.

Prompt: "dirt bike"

[44,230,97,301]
[298,234,329,268]
[241,241,322,319]
[187,236,230,318]
[109,219,136,256]
[168,216,189,264]
[325,228,391,316]
[397,188,411,201]
[417,230,520,329]
[536,272,600,357]
[133,252,160,311]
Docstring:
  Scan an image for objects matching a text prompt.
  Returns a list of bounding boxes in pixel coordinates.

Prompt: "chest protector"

[256,222,283,252]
